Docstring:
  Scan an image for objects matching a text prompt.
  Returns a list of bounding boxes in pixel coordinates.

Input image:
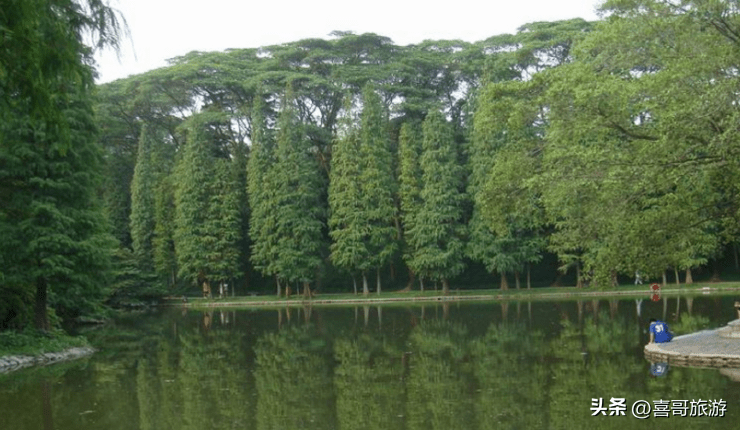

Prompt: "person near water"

[649,318,673,343]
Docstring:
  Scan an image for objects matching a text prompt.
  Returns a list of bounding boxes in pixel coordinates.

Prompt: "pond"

[2,295,740,429]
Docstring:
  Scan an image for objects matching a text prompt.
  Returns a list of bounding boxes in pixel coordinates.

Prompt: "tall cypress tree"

[205,158,243,287]
[153,172,177,288]
[0,0,122,330]
[247,96,282,295]
[173,114,217,289]
[0,89,115,329]
[406,111,466,294]
[329,101,368,294]
[272,86,325,296]
[398,121,423,289]
[130,123,157,274]
[357,85,398,294]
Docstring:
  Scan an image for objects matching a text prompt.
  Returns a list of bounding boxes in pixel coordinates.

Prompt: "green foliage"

[406,112,467,288]
[174,112,243,287]
[91,10,740,292]
[328,112,368,277]
[0,329,88,358]
[271,87,326,284]
[398,122,423,268]
[153,173,177,288]
[537,0,736,283]
[358,85,398,273]
[471,79,546,287]
[0,0,123,330]
[205,158,243,283]
[130,123,157,273]
[247,95,280,280]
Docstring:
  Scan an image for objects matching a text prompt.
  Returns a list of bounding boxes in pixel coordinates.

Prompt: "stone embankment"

[644,320,740,368]
[0,346,95,374]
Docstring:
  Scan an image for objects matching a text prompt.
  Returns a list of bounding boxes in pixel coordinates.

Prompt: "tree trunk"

[362,272,369,296]
[514,271,521,290]
[352,276,358,295]
[527,264,531,289]
[35,278,50,331]
[404,268,416,291]
[662,271,667,287]
[711,259,721,282]
[576,262,583,289]
[674,267,680,285]
[303,281,311,298]
[419,276,425,293]
[276,276,281,298]
[442,278,450,295]
[500,272,509,290]
[376,267,382,296]
[610,269,618,287]
[390,262,395,281]
[685,268,693,284]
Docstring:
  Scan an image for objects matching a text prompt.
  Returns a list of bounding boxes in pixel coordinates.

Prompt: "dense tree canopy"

[77,5,740,301]
[0,0,124,330]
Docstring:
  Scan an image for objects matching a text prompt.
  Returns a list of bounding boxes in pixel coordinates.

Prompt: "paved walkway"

[645,321,740,367]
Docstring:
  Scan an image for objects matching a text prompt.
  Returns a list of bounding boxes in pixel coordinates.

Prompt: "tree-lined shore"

[4,0,740,336]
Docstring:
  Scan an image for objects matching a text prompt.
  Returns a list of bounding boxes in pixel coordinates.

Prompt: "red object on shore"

[650,283,661,291]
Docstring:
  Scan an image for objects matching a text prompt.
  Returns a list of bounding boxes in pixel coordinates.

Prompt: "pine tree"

[130,123,157,274]
[406,111,466,294]
[173,114,218,288]
[153,172,177,288]
[205,158,243,286]
[0,0,123,330]
[247,96,282,294]
[397,121,423,289]
[357,85,398,294]
[272,87,325,296]
[0,90,115,329]
[329,101,368,293]
[230,139,250,295]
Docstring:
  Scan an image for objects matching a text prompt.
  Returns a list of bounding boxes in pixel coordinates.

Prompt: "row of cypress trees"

[129,83,489,296]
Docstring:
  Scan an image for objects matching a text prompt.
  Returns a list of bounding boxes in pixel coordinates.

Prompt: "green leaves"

[405,111,467,286]
[173,112,243,286]
[270,87,325,284]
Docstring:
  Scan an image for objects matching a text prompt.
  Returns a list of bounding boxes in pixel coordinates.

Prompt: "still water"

[2,295,740,429]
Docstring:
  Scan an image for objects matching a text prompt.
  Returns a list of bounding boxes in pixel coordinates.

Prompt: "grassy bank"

[169,281,740,309]
[0,329,89,358]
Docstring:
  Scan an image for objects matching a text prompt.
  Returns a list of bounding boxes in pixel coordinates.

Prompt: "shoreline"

[166,285,740,309]
[0,346,96,374]
[644,320,740,368]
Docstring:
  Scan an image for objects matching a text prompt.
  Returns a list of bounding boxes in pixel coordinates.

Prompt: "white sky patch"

[95,0,602,84]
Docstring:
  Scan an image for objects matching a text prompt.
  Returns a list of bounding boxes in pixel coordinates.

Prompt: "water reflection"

[1,296,740,429]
